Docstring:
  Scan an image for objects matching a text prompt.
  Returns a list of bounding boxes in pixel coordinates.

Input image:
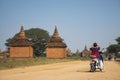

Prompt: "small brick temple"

[82,46,90,57]
[9,26,33,58]
[46,25,67,59]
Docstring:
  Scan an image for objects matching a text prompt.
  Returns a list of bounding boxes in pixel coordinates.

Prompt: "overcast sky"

[0,0,120,52]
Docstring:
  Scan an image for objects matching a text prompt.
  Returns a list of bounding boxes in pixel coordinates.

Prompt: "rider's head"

[93,43,97,47]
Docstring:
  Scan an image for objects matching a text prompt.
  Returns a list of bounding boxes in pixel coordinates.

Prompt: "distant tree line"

[5,27,120,59]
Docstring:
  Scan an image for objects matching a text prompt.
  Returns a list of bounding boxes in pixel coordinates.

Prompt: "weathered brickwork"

[10,47,33,58]
[46,48,66,59]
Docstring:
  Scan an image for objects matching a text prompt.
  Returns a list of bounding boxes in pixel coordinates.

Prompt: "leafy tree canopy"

[107,44,120,53]
[115,37,120,44]
[107,36,120,57]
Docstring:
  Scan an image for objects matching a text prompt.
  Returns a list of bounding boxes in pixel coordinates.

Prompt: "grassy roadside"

[0,56,89,70]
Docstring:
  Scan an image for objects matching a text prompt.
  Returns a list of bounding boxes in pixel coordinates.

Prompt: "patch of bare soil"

[0,61,120,80]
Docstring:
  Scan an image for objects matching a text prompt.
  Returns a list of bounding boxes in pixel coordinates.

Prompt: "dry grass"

[0,56,89,70]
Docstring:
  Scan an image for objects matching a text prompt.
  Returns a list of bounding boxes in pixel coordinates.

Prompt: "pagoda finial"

[84,45,87,50]
[53,25,59,38]
[18,25,26,39]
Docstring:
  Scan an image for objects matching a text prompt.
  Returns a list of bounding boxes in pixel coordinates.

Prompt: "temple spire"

[18,25,26,39]
[84,45,88,50]
[53,25,59,38]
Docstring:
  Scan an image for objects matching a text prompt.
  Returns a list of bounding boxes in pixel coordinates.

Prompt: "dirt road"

[0,61,120,80]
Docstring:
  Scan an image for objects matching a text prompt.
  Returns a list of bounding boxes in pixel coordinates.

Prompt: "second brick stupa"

[46,25,67,59]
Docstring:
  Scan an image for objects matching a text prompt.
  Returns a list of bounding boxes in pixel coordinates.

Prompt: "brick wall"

[10,46,33,58]
[46,48,66,59]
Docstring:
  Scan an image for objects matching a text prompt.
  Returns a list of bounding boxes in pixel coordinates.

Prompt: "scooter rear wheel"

[90,64,96,72]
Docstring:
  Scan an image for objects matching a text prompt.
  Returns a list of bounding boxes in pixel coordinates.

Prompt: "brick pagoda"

[10,26,33,58]
[82,46,90,57]
[46,26,67,59]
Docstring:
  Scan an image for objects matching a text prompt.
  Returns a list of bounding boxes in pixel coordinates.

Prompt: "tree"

[107,44,120,53]
[5,28,50,57]
[115,37,120,44]
[107,37,120,58]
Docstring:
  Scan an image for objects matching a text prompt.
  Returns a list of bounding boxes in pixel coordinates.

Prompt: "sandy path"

[0,61,120,80]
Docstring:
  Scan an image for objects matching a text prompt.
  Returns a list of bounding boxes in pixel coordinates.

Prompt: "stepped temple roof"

[10,26,32,47]
[46,25,67,48]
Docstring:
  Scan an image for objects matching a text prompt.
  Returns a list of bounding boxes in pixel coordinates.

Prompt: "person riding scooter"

[89,43,100,72]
